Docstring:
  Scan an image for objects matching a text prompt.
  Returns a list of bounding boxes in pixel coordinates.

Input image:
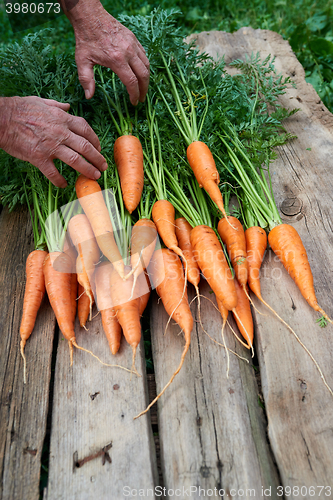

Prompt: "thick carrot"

[20,249,48,383]
[125,218,157,288]
[95,263,122,355]
[232,279,254,348]
[135,248,193,419]
[190,225,237,311]
[268,224,332,322]
[114,135,144,214]
[152,200,183,259]
[217,216,248,288]
[78,283,92,329]
[187,141,229,220]
[68,213,100,318]
[245,226,267,299]
[75,174,124,279]
[43,252,76,360]
[110,265,141,374]
[175,217,200,289]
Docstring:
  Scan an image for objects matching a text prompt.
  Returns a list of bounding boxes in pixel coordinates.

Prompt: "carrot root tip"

[20,340,27,384]
[134,340,190,420]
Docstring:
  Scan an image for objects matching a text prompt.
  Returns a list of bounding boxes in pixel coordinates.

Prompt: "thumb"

[76,58,95,99]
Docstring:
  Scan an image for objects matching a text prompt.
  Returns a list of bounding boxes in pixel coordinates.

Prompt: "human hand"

[70,6,150,104]
[0,96,107,188]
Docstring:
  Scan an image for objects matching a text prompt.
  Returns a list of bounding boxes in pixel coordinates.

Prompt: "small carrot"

[20,249,48,383]
[245,226,267,299]
[78,283,92,329]
[135,249,193,419]
[110,265,141,374]
[217,216,248,288]
[137,270,151,316]
[68,213,100,319]
[70,274,78,324]
[268,224,332,323]
[125,218,157,291]
[152,200,184,259]
[232,279,254,348]
[187,141,229,221]
[175,217,200,291]
[95,263,122,355]
[63,235,78,324]
[114,135,144,214]
[75,174,124,279]
[190,225,237,311]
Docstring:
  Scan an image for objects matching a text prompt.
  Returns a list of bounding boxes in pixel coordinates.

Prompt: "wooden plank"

[151,282,280,498]
[47,311,158,500]
[188,28,333,497]
[0,207,55,500]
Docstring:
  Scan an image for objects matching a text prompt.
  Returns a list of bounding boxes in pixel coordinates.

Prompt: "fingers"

[35,160,68,189]
[42,99,71,111]
[115,64,140,106]
[56,145,103,180]
[129,56,150,103]
[67,115,101,152]
[64,131,108,171]
[76,58,95,99]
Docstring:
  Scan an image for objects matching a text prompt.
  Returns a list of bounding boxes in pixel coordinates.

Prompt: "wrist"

[61,0,106,34]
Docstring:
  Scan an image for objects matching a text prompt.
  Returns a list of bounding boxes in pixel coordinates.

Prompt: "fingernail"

[94,170,101,180]
[85,89,91,99]
[102,162,108,171]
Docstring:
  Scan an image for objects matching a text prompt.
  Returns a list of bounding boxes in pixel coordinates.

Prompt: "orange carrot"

[110,265,141,374]
[43,252,76,361]
[68,213,100,318]
[190,225,237,311]
[78,283,92,329]
[63,235,78,324]
[175,217,200,290]
[152,200,183,259]
[187,141,229,220]
[218,216,248,288]
[137,270,151,316]
[245,226,267,299]
[232,279,254,348]
[95,263,122,355]
[75,174,124,279]
[114,135,144,214]
[135,248,193,419]
[268,224,332,323]
[20,249,48,383]
[125,218,157,289]
[70,274,78,324]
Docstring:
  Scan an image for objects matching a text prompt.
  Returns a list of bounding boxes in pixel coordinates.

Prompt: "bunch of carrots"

[6,10,332,417]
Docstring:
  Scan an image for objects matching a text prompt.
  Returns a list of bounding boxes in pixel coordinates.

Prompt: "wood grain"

[188,28,333,498]
[46,311,158,500]
[0,207,55,500]
[150,282,280,498]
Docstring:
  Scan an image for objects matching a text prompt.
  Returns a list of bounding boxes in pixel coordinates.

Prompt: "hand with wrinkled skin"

[0,96,108,188]
[61,0,150,104]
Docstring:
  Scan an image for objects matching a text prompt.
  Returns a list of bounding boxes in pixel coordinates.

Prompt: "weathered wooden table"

[1,29,333,500]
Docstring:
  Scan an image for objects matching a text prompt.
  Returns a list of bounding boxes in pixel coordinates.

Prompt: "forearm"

[0,97,16,150]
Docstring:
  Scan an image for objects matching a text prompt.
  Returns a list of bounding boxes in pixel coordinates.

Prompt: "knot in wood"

[280,197,303,217]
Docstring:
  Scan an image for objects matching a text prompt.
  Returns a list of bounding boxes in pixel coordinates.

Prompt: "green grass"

[1,0,333,110]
